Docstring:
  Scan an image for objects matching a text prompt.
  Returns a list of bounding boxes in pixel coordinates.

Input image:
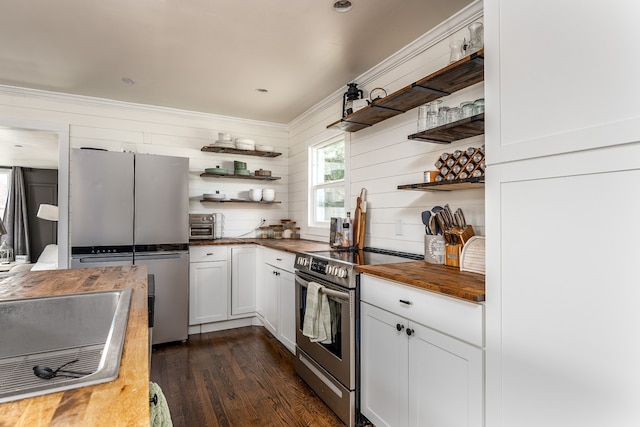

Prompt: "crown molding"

[0,85,288,131]
[288,0,483,129]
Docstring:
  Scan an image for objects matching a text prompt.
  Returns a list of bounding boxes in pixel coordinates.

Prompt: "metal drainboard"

[0,344,104,397]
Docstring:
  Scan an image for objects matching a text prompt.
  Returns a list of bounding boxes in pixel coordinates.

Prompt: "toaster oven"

[189,214,215,240]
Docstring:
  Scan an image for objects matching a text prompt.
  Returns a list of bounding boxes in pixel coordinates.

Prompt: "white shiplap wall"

[0,89,289,240]
[289,2,485,254]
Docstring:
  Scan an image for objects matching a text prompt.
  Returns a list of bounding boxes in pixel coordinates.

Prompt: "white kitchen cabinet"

[257,246,296,353]
[189,245,256,327]
[230,246,256,316]
[189,246,228,325]
[277,269,295,353]
[361,274,483,427]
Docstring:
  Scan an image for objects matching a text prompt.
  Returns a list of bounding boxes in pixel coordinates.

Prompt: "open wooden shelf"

[200,199,281,204]
[201,146,282,158]
[397,176,485,192]
[409,113,484,144]
[327,49,484,132]
[200,173,281,181]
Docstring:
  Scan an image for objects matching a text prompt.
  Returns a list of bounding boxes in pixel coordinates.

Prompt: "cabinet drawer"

[189,245,228,262]
[361,274,484,347]
[262,248,295,273]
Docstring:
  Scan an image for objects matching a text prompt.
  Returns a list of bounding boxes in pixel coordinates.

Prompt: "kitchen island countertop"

[0,266,149,426]
[356,261,485,302]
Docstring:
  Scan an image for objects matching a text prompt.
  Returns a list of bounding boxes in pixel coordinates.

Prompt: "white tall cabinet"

[485,1,640,426]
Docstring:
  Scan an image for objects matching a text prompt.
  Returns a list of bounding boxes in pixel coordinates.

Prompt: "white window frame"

[307,135,350,234]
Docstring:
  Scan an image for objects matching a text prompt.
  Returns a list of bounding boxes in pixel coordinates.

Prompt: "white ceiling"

[0,0,473,124]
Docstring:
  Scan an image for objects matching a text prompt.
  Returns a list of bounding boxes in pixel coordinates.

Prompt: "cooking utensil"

[421,211,432,234]
[456,208,467,228]
[33,359,91,380]
[429,214,439,236]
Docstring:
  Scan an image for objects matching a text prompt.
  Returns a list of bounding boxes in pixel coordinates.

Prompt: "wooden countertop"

[356,261,485,302]
[0,266,149,426]
[193,239,485,302]
[189,237,332,254]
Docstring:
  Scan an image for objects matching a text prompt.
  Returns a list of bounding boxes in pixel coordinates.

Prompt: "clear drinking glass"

[417,105,429,132]
[447,107,462,123]
[449,40,464,63]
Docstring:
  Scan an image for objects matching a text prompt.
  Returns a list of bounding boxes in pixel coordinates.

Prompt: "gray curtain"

[3,167,30,262]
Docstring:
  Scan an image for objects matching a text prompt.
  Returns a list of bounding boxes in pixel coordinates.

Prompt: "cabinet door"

[361,302,409,427]
[189,260,228,325]
[231,246,256,316]
[261,263,279,336]
[277,269,295,353]
[408,321,484,427]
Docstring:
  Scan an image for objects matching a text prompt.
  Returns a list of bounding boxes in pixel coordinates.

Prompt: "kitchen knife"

[454,211,463,229]
[457,208,467,228]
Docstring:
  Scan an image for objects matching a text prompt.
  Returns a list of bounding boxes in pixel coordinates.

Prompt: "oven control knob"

[327,265,334,275]
[337,268,347,278]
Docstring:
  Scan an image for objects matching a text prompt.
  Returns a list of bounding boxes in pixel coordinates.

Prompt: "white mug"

[249,188,262,202]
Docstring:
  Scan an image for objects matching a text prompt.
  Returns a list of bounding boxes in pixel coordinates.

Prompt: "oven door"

[295,271,355,390]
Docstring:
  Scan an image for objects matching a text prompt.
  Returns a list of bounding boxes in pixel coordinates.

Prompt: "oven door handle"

[295,276,350,301]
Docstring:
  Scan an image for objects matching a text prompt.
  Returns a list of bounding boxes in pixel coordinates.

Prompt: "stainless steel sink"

[0,288,132,403]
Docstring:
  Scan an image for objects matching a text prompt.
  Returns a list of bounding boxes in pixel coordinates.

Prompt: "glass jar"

[291,227,301,239]
[258,226,270,239]
[437,106,450,126]
[270,225,284,239]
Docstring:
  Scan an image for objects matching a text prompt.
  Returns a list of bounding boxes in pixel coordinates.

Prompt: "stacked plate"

[211,132,235,148]
[235,138,255,151]
[234,160,250,176]
[203,192,225,201]
[205,166,228,175]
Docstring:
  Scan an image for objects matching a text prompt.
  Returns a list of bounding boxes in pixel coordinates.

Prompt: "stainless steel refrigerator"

[70,148,189,345]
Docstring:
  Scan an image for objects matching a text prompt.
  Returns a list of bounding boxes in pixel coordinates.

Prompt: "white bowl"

[218,132,232,141]
[249,189,263,202]
[256,145,274,152]
[262,189,275,202]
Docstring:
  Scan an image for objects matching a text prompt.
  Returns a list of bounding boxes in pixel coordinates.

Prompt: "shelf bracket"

[369,103,405,113]
[411,84,451,97]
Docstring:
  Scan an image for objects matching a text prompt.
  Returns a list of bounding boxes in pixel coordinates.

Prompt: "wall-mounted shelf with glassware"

[408,113,484,144]
[199,199,281,204]
[200,173,281,181]
[327,49,484,132]
[397,177,484,192]
[201,146,282,158]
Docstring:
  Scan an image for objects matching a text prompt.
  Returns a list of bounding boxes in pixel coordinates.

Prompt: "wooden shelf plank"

[408,113,484,144]
[199,199,281,204]
[200,173,281,181]
[327,49,484,132]
[397,177,485,192]
[201,146,282,157]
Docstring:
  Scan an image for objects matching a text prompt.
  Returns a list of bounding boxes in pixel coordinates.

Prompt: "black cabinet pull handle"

[406,328,414,336]
[399,299,412,305]
[396,323,405,331]
[150,393,158,406]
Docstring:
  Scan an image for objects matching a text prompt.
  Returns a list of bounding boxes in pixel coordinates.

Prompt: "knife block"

[445,244,462,267]
[449,225,475,246]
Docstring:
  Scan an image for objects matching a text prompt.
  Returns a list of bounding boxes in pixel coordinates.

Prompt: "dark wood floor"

[150,326,345,427]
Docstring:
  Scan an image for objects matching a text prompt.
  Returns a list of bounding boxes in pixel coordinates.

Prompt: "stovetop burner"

[306,247,422,266]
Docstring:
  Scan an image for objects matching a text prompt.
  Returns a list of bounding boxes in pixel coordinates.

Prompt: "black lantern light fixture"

[342,83,364,118]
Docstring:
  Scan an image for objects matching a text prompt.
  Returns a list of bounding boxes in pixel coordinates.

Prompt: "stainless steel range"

[294,247,422,427]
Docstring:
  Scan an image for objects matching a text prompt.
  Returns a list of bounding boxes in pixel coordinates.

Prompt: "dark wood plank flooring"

[151,326,345,427]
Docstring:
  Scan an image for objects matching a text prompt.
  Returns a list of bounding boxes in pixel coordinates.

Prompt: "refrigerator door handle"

[135,252,186,260]
[75,255,133,263]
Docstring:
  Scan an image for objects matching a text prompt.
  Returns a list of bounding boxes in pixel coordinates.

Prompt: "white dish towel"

[302,282,333,344]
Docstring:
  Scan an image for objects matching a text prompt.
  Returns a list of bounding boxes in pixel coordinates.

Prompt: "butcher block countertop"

[356,261,485,302]
[189,237,332,253]
[0,266,149,427]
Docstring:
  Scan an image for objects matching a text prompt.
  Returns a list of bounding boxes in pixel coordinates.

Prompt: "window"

[309,137,347,227]
[0,168,10,220]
